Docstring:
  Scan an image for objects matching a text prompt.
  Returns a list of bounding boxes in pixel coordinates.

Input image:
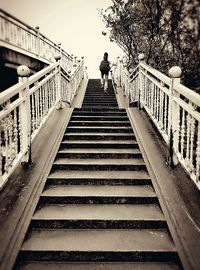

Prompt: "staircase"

[14,79,182,269]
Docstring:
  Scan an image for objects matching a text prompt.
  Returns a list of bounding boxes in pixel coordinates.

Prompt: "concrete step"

[65,126,133,133]
[63,133,135,141]
[60,140,139,149]
[31,204,165,229]
[81,106,119,109]
[16,261,182,270]
[52,157,146,171]
[38,184,157,204]
[42,184,156,197]
[68,121,131,127]
[19,229,178,261]
[56,150,142,159]
[72,111,127,116]
[73,108,126,112]
[70,116,129,121]
[82,100,118,103]
[48,170,150,180]
[46,177,152,186]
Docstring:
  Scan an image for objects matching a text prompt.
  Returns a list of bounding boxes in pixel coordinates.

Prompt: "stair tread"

[49,170,150,179]
[64,133,134,136]
[58,149,140,154]
[17,261,181,270]
[42,185,155,197]
[69,121,130,123]
[61,140,137,144]
[66,126,131,129]
[54,158,145,165]
[33,204,163,220]
[21,229,175,252]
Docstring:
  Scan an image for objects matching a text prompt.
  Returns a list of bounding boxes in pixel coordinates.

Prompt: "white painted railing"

[0,8,73,70]
[114,54,200,190]
[0,57,84,189]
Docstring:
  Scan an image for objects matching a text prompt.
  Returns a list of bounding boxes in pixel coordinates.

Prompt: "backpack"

[99,60,110,72]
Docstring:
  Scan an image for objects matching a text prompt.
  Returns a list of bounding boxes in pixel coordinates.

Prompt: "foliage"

[100,0,200,89]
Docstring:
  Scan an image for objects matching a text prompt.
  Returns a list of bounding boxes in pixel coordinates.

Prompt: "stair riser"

[56,153,141,159]
[73,108,126,112]
[65,128,133,133]
[80,106,120,110]
[70,117,129,121]
[38,196,158,204]
[82,100,117,103]
[17,251,180,262]
[60,143,138,149]
[72,112,127,116]
[68,122,131,127]
[30,220,167,230]
[63,135,135,140]
[82,105,119,108]
[82,103,118,106]
[46,178,152,186]
[51,164,147,171]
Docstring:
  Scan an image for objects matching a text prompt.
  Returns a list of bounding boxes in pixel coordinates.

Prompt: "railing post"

[17,65,31,164]
[35,26,40,57]
[167,66,182,167]
[138,53,145,109]
[81,57,84,79]
[54,53,62,109]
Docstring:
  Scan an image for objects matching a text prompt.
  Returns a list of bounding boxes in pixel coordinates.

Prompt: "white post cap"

[17,65,30,77]
[169,66,182,78]
[54,53,61,61]
[138,54,145,61]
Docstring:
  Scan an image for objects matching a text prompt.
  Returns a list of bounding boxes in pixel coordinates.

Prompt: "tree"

[101,0,200,89]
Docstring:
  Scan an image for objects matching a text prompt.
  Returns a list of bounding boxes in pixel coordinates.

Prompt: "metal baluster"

[196,122,200,182]
[13,109,18,158]
[159,90,164,129]
[189,116,195,171]
[8,115,13,165]
[186,114,191,163]
[31,94,35,134]
[180,109,186,157]
[4,121,9,172]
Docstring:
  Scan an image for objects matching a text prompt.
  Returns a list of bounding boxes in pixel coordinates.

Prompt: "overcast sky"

[0,0,123,78]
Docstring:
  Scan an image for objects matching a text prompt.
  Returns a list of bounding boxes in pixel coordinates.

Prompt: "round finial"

[81,56,84,59]
[169,66,182,78]
[58,43,61,47]
[54,53,61,61]
[67,70,71,74]
[35,26,39,30]
[129,68,133,74]
[138,54,145,61]
[17,65,30,77]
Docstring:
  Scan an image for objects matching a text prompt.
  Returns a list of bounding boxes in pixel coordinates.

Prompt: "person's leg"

[100,72,104,88]
[104,74,108,92]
